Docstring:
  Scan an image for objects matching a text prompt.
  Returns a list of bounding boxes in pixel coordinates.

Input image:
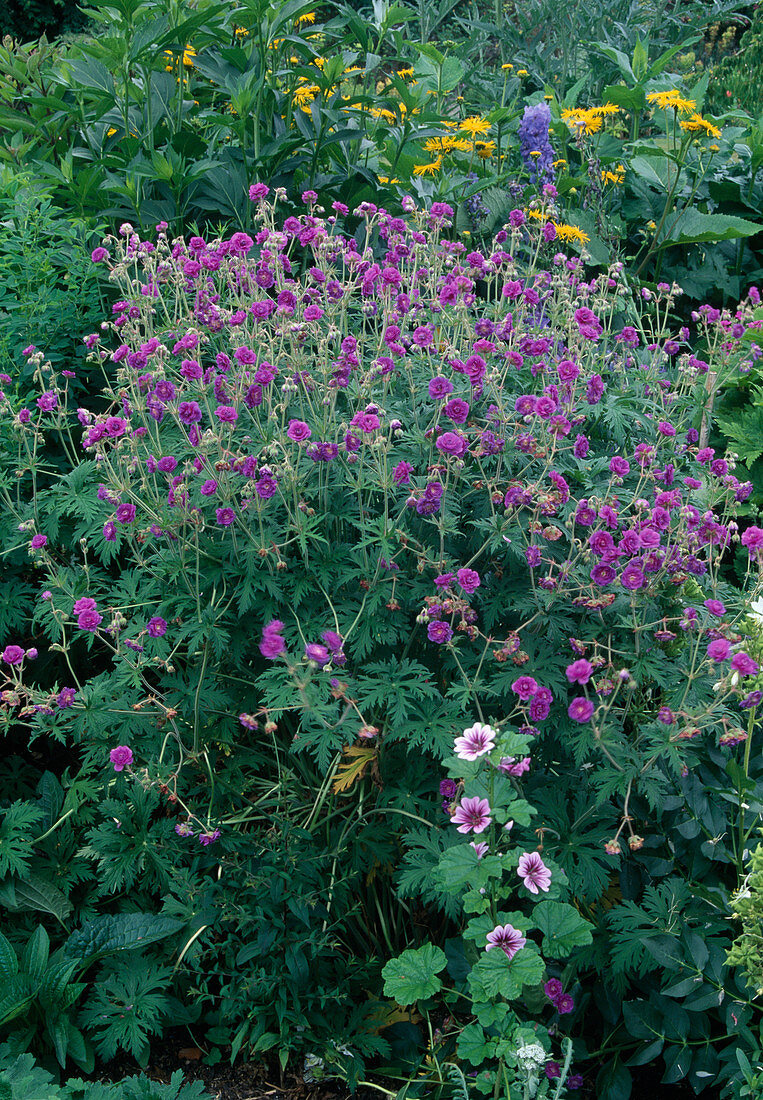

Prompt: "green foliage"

[0,176,105,383]
[78,955,175,1066]
[0,802,43,880]
[382,944,448,1004]
[1,0,90,41]
[63,913,184,964]
[0,2,762,1091]
[728,836,763,995]
[0,926,92,1073]
[704,9,763,117]
[0,1043,211,1100]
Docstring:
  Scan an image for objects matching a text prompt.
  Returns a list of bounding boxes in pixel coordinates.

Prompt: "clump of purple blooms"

[518,103,555,185]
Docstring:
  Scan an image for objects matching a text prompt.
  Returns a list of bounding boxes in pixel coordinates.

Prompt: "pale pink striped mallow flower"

[454,722,496,760]
[451,796,492,834]
[486,923,526,959]
[517,851,552,894]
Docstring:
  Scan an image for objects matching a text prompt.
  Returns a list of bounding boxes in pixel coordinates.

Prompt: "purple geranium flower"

[429,375,454,399]
[259,619,285,659]
[57,687,76,708]
[457,567,481,594]
[732,652,759,676]
[707,638,731,661]
[147,616,167,637]
[568,697,594,722]
[566,658,593,685]
[511,675,538,701]
[178,401,202,425]
[305,643,331,666]
[2,645,25,665]
[427,620,453,644]
[287,419,312,442]
[77,609,103,631]
[110,745,133,772]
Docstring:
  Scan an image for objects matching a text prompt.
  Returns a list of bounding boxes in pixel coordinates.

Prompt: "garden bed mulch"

[98,1038,722,1100]
[99,1038,378,1100]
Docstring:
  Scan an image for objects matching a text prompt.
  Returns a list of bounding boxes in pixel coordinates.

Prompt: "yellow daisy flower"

[592,102,619,116]
[561,108,602,135]
[413,156,442,176]
[297,11,316,23]
[554,223,590,244]
[369,107,397,123]
[646,89,696,114]
[459,116,491,137]
[475,140,496,158]
[601,166,625,184]
[293,83,320,106]
[424,137,454,153]
[679,113,721,138]
[164,45,195,70]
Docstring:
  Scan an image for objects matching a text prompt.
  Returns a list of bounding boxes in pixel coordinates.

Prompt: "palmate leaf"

[396,826,463,920]
[533,900,593,958]
[467,943,544,1001]
[0,802,44,880]
[382,943,447,1005]
[716,406,763,465]
[332,745,377,794]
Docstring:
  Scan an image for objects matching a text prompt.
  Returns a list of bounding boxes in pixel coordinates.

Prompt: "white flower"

[749,597,763,625]
[515,1042,546,1069]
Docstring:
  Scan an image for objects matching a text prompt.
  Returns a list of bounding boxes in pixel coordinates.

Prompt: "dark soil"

[98,1031,723,1100]
[99,1033,376,1100]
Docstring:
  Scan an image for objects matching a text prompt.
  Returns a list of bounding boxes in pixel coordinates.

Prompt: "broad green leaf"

[0,932,19,983]
[437,845,501,895]
[457,1022,493,1066]
[63,913,183,962]
[468,943,543,1001]
[59,58,115,97]
[0,872,73,922]
[627,1038,664,1066]
[593,42,634,81]
[660,208,762,246]
[416,43,445,65]
[630,154,681,193]
[533,901,593,957]
[0,977,34,1026]
[438,57,465,92]
[21,926,49,986]
[382,944,447,1005]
